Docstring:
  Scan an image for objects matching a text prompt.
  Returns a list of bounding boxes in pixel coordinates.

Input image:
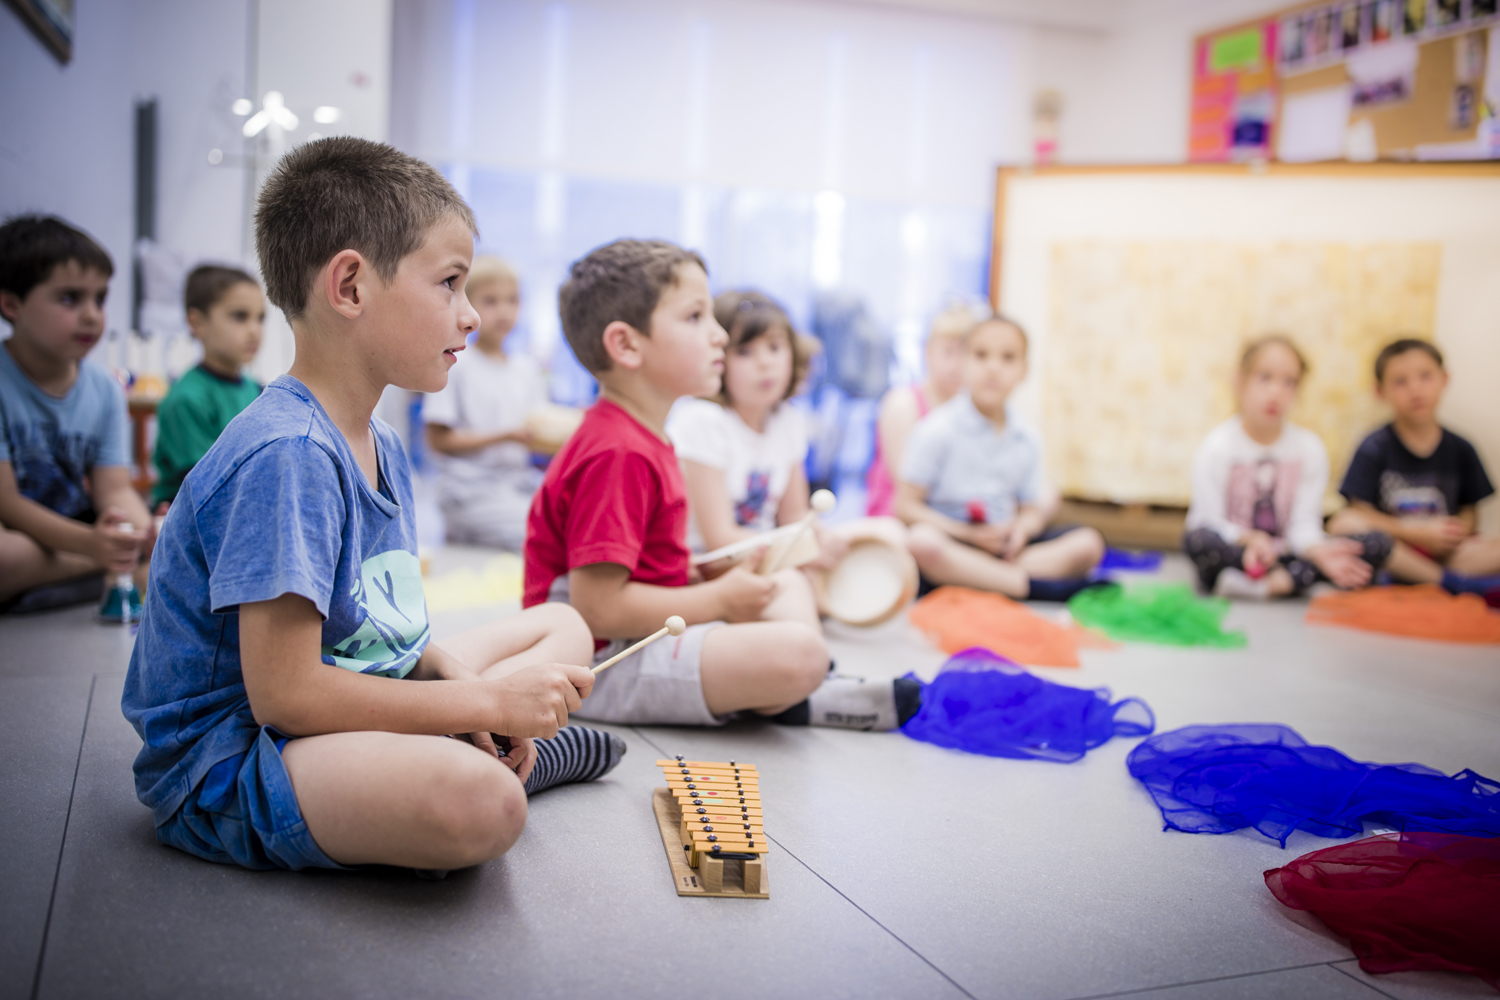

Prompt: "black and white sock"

[770,676,922,731]
[522,725,626,795]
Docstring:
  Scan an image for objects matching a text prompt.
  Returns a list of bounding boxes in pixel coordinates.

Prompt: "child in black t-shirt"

[1328,339,1499,598]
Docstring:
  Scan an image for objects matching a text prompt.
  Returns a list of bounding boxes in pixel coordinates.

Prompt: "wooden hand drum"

[810,517,918,628]
[525,404,584,455]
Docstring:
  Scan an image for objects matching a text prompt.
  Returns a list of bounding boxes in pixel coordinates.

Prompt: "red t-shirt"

[523,398,691,609]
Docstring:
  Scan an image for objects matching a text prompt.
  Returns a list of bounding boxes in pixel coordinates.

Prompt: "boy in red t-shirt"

[525,239,919,729]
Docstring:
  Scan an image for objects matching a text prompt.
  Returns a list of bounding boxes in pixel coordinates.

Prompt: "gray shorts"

[575,620,728,727]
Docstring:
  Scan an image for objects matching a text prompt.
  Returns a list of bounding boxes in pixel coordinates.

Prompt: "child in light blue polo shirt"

[895,315,1104,601]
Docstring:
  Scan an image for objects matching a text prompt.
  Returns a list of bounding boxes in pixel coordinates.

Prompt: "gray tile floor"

[1,555,1496,1000]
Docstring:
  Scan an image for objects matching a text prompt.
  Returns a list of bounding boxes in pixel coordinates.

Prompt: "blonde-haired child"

[1183,335,1390,598]
[423,256,545,550]
[865,304,974,517]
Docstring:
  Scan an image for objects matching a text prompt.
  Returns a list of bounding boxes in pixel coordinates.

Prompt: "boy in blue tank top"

[122,138,620,875]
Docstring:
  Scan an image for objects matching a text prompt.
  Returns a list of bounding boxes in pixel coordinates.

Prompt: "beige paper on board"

[1043,240,1440,510]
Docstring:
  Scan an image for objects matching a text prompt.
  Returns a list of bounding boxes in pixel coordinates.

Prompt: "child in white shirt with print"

[423,256,545,551]
[1183,335,1390,598]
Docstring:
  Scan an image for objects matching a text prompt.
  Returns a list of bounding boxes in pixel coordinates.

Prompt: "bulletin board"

[1191,1,1499,162]
[990,163,1500,528]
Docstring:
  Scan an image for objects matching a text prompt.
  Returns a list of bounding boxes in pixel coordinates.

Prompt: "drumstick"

[593,616,686,674]
[691,523,800,567]
[760,489,836,575]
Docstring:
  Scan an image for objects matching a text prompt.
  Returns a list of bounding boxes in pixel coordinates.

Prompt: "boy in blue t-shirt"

[0,215,154,609]
[122,138,619,875]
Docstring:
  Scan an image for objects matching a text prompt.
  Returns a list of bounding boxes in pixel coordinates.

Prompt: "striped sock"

[523,726,626,795]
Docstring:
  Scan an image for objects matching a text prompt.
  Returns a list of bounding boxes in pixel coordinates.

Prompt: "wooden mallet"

[759,488,836,575]
[593,616,687,675]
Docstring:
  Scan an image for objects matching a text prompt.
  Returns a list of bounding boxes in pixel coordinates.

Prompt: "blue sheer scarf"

[900,647,1155,762]
[1128,724,1500,847]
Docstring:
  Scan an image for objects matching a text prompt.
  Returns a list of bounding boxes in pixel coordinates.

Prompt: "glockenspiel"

[652,756,768,898]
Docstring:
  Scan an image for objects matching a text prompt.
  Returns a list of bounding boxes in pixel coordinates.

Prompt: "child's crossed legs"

[698,567,828,717]
[280,602,594,870]
[907,523,1104,599]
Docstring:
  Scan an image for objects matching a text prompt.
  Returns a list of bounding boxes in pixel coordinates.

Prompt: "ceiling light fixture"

[242,91,299,137]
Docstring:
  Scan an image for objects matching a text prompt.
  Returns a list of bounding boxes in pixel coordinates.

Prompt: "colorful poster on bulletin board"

[1190,20,1280,161]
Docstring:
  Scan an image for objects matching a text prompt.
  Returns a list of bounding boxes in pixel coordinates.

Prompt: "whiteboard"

[994,165,1500,531]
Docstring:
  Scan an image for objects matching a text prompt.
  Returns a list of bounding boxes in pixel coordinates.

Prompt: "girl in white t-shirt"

[1183,335,1391,598]
[668,291,828,554]
[423,256,546,550]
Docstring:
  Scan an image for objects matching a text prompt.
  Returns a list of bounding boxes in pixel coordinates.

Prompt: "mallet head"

[810,489,836,514]
[665,615,687,636]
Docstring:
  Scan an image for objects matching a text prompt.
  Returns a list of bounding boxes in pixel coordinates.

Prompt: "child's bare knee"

[906,524,947,569]
[536,601,594,664]
[427,755,527,865]
[774,624,828,697]
[1075,527,1106,566]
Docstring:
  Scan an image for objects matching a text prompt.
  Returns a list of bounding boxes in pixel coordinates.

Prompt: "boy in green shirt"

[151,266,264,506]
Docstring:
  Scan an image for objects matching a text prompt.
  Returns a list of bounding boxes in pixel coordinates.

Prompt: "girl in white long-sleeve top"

[1182,335,1391,599]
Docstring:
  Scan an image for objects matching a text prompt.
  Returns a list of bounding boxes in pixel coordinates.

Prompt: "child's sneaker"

[773,675,922,731]
[1213,568,1270,601]
[97,575,144,624]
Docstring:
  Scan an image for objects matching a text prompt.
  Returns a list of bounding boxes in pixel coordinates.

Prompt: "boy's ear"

[600,319,646,370]
[0,290,21,324]
[321,249,369,320]
[185,307,208,338]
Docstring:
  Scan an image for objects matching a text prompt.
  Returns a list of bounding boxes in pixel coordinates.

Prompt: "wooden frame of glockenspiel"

[653,758,769,899]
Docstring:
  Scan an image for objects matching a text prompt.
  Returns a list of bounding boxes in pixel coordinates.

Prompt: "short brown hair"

[1239,333,1308,379]
[712,290,819,404]
[1374,337,1443,382]
[254,137,476,318]
[184,264,259,315]
[557,239,706,374]
[0,215,113,301]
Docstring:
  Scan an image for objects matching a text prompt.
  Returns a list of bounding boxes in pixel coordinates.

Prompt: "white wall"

[1,0,255,352]
[1065,0,1292,163]
[1,0,393,383]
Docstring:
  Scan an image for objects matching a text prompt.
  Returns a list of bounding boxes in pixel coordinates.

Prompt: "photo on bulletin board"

[1310,7,1335,57]
[1282,14,1308,63]
[1340,1,1364,50]
[1432,0,1461,28]
[3,0,73,63]
[1401,0,1426,35]
[1370,0,1397,41]
[1475,0,1498,20]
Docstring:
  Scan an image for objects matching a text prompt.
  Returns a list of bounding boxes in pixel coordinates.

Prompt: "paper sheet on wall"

[1277,86,1353,161]
[1044,241,1441,508]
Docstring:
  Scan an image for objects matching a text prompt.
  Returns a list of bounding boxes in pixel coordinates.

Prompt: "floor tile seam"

[1327,960,1402,1000]
[1058,960,1378,1000]
[628,727,976,999]
[29,672,95,1000]
[766,833,979,1000]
